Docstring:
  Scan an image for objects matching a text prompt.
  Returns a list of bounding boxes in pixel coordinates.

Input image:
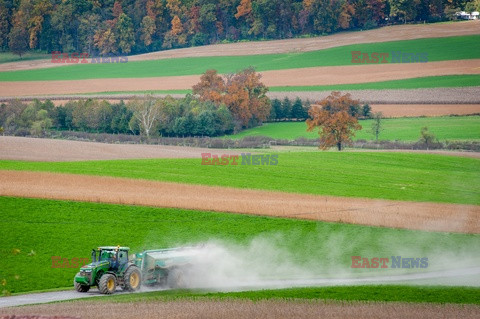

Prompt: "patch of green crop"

[0,35,478,81]
[0,197,479,294]
[229,116,480,141]
[0,152,478,204]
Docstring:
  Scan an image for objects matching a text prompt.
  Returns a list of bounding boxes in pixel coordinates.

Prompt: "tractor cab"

[94,246,130,270]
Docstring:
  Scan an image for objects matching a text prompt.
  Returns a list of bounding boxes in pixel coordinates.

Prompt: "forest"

[2,0,479,57]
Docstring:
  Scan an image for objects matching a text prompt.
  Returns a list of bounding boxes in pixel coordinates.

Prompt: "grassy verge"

[229,116,480,141]
[1,197,479,294]
[0,35,478,81]
[0,52,49,64]
[0,152,479,204]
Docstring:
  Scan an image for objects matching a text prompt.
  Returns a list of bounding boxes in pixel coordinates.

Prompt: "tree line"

[0,96,235,137]
[0,95,317,138]
[3,0,479,57]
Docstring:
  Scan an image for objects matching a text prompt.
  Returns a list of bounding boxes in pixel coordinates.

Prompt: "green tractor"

[74,246,141,294]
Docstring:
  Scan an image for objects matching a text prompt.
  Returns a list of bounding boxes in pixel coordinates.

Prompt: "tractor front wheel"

[99,274,117,294]
[73,273,90,293]
[123,266,141,291]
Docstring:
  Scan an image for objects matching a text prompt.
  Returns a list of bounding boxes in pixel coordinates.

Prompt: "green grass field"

[1,152,479,204]
[101,285,480,305]
[0,35,478,81]
[1,197,479,294]
[229,116,480,141]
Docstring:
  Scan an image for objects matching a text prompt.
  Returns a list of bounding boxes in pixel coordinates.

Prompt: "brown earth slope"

[1,170,478,233]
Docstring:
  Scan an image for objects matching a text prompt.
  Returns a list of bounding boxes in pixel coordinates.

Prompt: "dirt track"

[1,60,479,97]
[1,170,478,233]
[1,298,480,319]
[1,20,478,72]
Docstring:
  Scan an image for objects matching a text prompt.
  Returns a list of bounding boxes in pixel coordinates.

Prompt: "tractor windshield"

[99,250,115,261]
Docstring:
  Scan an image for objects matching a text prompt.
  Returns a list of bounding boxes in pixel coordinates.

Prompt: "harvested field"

[0,136,244,162]
[1,170,478,233]
[1,299,479,319]
[1,60,479,97]
[370,104,480,117]
[0,21,478,72]
[268,87,480,104]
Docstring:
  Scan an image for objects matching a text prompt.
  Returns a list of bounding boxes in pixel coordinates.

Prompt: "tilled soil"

[268,87,480,104]
[369,104,480,117]
[0,136,244,162]
[1,299,479,319]
[1,170,478,233]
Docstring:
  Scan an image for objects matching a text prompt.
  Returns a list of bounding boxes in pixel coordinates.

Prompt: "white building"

[457,11,479,20]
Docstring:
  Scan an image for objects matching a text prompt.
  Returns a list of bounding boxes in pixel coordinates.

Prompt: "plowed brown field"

[1,170,478,233]
[370,104,480,117]
[0,136,243,161]
[1,299,479,319]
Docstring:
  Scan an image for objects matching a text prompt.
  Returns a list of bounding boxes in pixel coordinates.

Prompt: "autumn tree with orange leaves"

[193,68,270,129]
[307,91,362,151]
[192,69,225,105]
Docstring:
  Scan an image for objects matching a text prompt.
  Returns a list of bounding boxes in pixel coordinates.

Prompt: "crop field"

[1,152,479,205]
[1,196,479,295]
[0,36,478,82]
[0,16,479,318]
[230,116,480,141]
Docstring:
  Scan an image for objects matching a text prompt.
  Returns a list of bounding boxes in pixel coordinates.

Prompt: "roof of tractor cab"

[98,246,130,251]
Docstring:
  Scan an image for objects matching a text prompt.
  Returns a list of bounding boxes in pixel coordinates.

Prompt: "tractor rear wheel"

[123,266,141,291]
[73,273,90,292]
[99,274,117,294]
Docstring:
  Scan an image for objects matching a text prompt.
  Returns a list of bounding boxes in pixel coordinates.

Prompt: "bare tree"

[370,112,383,142]
[420,126,437,150]
[128,97,160,139]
